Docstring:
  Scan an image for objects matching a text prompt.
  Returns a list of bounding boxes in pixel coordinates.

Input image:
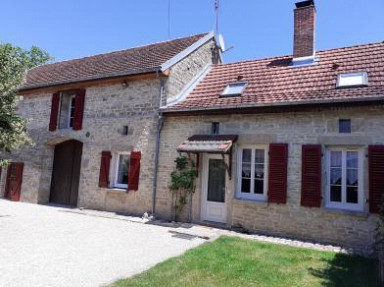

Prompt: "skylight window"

[337,72,368,88]
[221,82,247,97]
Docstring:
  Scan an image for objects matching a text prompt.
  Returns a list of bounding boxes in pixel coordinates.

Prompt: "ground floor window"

[114,153,130,189]
[326,147,363,211]
[237,146,268,201]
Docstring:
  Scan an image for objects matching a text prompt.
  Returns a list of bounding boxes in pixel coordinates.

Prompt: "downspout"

[152,68,165,216]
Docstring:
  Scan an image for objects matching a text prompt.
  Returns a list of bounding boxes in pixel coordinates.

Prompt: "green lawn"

[108,236,380,287]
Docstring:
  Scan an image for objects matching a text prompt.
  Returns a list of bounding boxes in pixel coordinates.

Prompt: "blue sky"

[1,0,383,63]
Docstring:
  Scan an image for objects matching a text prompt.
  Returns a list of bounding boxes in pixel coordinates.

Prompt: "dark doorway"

[50,140,82,206]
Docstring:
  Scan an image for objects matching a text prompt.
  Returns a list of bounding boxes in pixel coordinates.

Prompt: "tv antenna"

[168,0,171,38]
[214,0,220,35]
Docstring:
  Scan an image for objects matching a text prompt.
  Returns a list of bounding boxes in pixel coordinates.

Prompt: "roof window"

[337,72,368,88]
[221,82,247,97]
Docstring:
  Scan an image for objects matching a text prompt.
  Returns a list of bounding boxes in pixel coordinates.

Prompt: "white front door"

[201,154,227,223]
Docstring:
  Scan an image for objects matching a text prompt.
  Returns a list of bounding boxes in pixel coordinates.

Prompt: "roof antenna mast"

[167,0,171,39]
[214,0,220,35]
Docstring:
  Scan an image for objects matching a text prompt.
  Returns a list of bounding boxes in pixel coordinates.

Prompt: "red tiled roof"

[165,42,384,112]
[21,33,208,91]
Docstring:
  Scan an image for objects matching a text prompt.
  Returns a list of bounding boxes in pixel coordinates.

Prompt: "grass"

[108,236,380,287]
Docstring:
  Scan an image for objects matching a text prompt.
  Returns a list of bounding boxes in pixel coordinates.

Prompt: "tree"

[169,155,198,222]
[0,43,51,155]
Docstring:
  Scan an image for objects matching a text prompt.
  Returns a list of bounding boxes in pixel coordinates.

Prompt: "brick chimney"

[293,0,316,59]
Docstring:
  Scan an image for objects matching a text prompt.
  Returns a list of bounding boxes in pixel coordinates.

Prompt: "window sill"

[106,188,128,193]
[323,206,368,218]
[234,197,268,205]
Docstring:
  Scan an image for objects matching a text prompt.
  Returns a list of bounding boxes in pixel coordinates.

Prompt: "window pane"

[255,149,264,164]
[255,164,264,179]
[330,151,342,167]
[347,169,358,186]
[346,151,358,168]
[69,97,76,127]
[117,155,129,185]
[242,149,251,162]
[339,119,351,133]
[346,186,358,204]
[241,179,251,193]
[242,163,251,178]
[330,185,342,202]
[254,180,264,194]
[222,82,246,96]
[207,159,226,202]
[330,168,342,185]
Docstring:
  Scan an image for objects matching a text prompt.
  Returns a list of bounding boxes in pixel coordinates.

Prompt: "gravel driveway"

[0,200,206,287]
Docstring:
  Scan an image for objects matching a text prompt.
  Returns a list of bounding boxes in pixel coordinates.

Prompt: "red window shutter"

[368,145,384,213]
[301,145,322,207]
[268,143,288,204]
[99,151,111,188]
[49,92,60,131]
[128,151,141,191]
[73,89,86,131]
[5,162,24,201]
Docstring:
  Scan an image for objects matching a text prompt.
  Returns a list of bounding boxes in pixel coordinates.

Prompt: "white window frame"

[236,145,268,201]
[336,72,368,88]
[67,95,76,128]
[221,82,247,97]
[325,147,364,212]
[113,152,130,189]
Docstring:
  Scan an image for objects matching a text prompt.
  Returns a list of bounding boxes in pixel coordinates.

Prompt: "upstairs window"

[339,119,351,133]
[68,95,76,128]
[221,82,247,97]
[49,89,85,131]
[211,122,220,134]
[337,72,368,88]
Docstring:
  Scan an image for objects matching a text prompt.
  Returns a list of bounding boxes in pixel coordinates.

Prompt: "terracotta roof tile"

[166,42,384,112]
[21,33,208,90]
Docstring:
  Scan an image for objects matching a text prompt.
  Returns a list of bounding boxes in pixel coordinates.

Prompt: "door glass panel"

[207,159,226,202]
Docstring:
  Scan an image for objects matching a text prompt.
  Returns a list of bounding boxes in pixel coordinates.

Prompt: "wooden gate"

[5,162,24,201]
[50,140,82,206]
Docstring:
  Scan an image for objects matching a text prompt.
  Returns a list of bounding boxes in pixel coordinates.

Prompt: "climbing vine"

[169,155,198,221]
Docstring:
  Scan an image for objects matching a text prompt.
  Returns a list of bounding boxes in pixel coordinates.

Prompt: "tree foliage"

[0,43,51,155]
[169,155,198,221]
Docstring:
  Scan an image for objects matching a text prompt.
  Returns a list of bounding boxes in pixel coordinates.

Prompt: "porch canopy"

[177,134,238,179]
[177,134,238,154]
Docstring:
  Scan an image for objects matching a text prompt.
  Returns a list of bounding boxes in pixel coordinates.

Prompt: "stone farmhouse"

[2,0,384,254]
[1,32,221,214]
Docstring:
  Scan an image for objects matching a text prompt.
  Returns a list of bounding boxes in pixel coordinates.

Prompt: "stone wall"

[0,40,217,217]
[1,79,160,215]
[164,39,219,104]
[156,106,384,253]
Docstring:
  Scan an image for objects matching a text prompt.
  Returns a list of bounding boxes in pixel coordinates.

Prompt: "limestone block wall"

[164,39,219,104]
[0,39,218,216]
[1,79,160,216]
[157,106,384,252]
